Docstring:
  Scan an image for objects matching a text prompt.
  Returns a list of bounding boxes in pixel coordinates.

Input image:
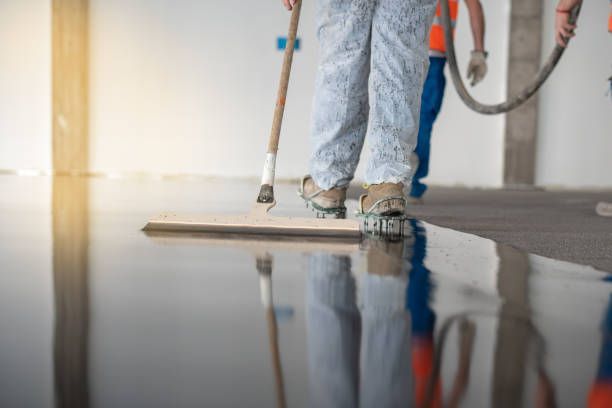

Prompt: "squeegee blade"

[143,212,362,238]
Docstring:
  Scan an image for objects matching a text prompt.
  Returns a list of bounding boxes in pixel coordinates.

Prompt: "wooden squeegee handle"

[257,1,302,204]
[268,1,302,154]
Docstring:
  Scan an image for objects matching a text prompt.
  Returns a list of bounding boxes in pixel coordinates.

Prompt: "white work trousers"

[310,0,437,189]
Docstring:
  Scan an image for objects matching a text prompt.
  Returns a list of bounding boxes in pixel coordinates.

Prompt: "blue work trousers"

[410,56,447,198]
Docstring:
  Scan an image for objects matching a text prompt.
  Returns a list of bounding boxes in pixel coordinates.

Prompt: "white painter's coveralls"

[310,0,437,189]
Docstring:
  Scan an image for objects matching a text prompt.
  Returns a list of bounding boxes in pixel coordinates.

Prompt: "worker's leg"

[365,0,437,186]
[410,57,447,199]
[309,0,376,190]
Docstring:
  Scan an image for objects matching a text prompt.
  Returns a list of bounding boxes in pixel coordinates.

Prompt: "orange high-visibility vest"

[608,0,611,33]
[429,0,460,53]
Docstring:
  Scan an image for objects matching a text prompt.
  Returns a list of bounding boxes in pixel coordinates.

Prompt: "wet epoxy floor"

[1,175,611,408]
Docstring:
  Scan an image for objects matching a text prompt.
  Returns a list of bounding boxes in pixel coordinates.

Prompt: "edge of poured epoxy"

[143,212,362,238]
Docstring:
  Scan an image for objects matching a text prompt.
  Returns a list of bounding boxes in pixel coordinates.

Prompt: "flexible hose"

[440,0,581,115]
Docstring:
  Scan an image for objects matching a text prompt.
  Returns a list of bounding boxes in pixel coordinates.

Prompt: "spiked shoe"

[358,183,406,217]
[357,182,407,237]
[298,175,347,219]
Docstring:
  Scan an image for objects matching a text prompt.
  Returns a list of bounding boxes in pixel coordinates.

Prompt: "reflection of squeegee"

[143,230,360,254]
[257,255,287,408]
[142,0,361,239]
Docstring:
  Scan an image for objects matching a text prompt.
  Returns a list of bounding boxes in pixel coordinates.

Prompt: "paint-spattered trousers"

[310,0,437,190]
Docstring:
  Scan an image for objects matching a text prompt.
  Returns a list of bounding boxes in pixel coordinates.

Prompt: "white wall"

[89,0,316,179]
[0,0,51,171]
[537,1,612,188]
[89,0,510,187]
[1,1,607,189]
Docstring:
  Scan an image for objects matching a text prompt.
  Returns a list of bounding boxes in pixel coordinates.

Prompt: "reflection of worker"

[306,254,360,407]
[305,249,413,407]
[406,219,476,408]
[305,223,480,406]
[409,0,487,203]
[283,0,437,219]
[406,220,443,407]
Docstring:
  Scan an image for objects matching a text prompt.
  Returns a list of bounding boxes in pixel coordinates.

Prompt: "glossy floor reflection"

[1,175,611,408]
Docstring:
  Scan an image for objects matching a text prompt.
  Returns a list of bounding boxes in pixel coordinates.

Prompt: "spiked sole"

[362,197,406,216]
[356,212,408,237]
[304,198,347,219]
[358,194,407,217]
[298,191,347,219]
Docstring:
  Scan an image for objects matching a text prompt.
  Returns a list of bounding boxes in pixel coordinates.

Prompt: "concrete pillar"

[52,0,89,173]
[504,0,543,187]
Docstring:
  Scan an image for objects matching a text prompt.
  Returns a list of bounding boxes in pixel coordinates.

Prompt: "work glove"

[466,50,488,87]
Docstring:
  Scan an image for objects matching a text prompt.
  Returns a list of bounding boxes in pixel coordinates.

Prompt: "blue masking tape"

[277,37,301,51]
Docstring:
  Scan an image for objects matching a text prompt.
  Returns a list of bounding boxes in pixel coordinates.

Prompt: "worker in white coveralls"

[283,0,439,218]
[409,0,486,204]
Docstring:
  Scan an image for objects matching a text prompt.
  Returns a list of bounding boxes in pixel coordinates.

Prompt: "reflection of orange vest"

[429,0,459,53]
[588,382,612,408]
[412,338,442,408]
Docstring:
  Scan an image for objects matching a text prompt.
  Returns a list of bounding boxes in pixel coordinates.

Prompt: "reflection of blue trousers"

[410,57,447,199]
[596,294,612,380]
[406,219,436,336]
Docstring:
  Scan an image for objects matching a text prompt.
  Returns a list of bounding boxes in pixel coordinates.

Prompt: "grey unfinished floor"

[357,186,612,272]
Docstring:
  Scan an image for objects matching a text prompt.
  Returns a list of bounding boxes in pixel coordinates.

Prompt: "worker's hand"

[555,9,577,47]
[281,0,298,11]
[466,50,488,87]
